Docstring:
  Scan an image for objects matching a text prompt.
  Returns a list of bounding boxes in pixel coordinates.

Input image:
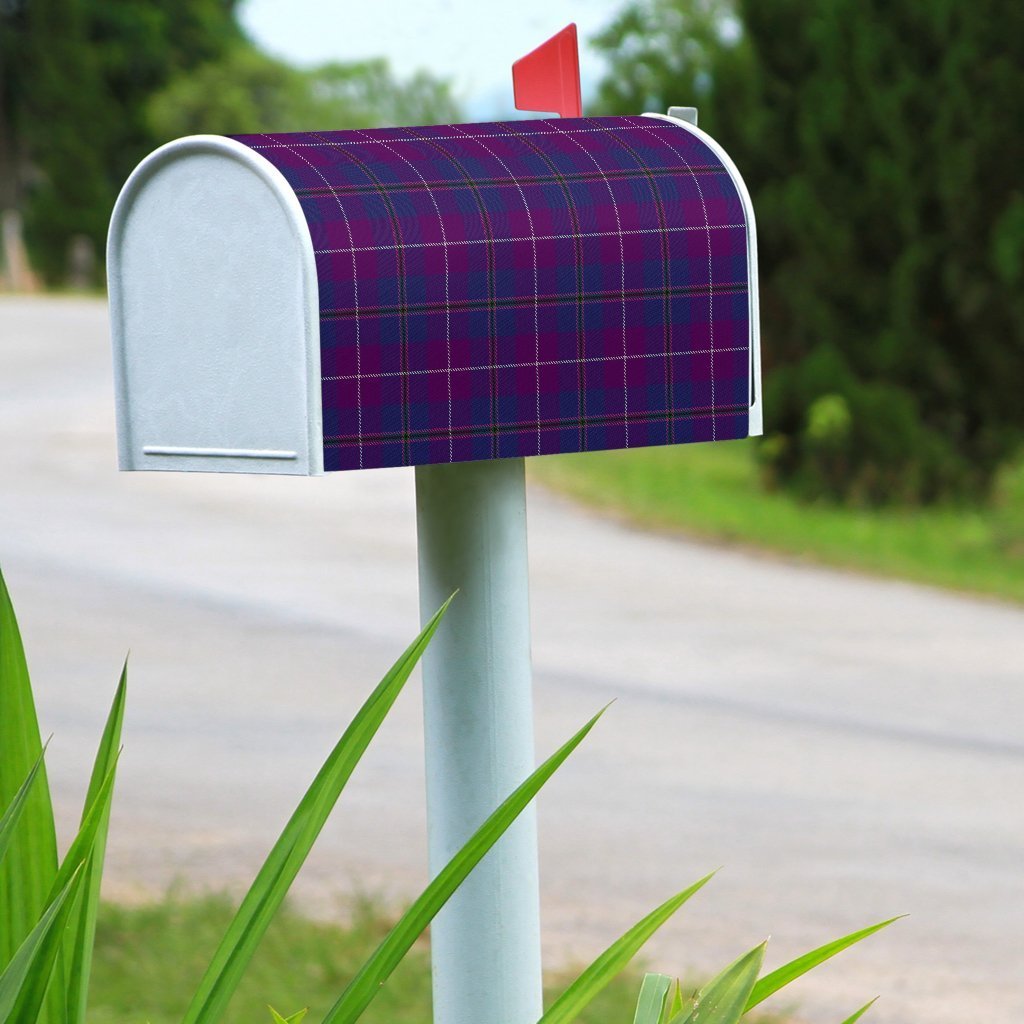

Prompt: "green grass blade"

[269,1009,308,1024]
[48,762,119,904]
[12,763,119,1022]
[670,943,765,1024]
[633,974,672,1024]
[839,998,878,1024]
[182,598,453,1024]
[321,708,606,1024]
[0,750,46,870]
[745,918,902,1012]
[0,567,59,993]
[0,868,84,1024]
[539,873,714,1024]
[666,980,684,1021]
[66,663,127,1024]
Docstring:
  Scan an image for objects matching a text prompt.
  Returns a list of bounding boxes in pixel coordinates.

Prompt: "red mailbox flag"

[512,24,583,119]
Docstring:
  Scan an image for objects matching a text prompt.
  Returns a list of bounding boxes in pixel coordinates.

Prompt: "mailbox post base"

[415,457,543,1024]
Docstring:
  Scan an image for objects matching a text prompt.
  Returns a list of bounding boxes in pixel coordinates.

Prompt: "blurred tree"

[1,0,243,284]
[0,0,464,287]
[147,47,464,140]
[146,45,314,140]
[594,0,1024,504]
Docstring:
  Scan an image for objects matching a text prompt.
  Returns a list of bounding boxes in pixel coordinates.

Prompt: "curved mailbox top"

[109,114,759,476]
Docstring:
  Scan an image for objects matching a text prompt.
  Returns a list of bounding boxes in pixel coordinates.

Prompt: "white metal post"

[415,457,543,1024]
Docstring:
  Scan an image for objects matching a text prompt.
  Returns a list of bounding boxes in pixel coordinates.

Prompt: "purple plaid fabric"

[233,116,752,472]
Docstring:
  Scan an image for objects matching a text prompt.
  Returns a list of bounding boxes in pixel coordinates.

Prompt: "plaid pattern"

[233,116,752,471]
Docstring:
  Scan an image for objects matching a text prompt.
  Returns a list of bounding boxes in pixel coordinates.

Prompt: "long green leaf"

[183,597,453,1024]
[321,708,607,1024]
[0,750,46,870]
[745,918,901,1011]
[540,873,714,1024]
[670,943,765,1024]
[666,980,685,1021]
[12,762,119,1022]
[633,974,671,1024]
[0,567,59,1017]
[49,762,119,906]
[269,1009,308,1024]
[66,663,127,1024]
[839,998,878,1024]
[0,868,84,1024]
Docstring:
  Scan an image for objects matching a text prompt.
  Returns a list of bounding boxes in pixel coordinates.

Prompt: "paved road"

[1,297,1022,1023]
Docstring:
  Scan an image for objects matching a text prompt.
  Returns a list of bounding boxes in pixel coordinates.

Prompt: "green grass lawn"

[531,440,1024,604]
[87,895,646,1024]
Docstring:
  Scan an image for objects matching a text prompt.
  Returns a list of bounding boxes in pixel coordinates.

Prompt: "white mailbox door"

[108,136,322,475]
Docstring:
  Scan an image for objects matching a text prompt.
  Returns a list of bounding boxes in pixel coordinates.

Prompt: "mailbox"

[108,112,760,476]
[106,40,766,1024]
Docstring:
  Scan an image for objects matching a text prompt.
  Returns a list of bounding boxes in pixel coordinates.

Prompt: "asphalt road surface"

[1,297,1022,1023]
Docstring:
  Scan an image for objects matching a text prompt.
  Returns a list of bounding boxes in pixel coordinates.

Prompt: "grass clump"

[89,896,432,1024]
[87,895,644,1024]
[532,440,1024,603]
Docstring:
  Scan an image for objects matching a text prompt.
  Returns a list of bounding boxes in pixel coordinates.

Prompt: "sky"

[239,0,627,119]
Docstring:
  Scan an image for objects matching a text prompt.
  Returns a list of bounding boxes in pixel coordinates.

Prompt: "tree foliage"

[594,0,1024,504]
[1,0,242,283]
[0,1,463,286]
[147,47,464,141]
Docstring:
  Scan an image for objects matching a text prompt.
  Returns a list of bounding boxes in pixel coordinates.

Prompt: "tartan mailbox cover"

[108,113,760,476]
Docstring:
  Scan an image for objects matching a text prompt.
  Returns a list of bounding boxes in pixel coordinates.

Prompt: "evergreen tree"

[594,0,1024,503]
